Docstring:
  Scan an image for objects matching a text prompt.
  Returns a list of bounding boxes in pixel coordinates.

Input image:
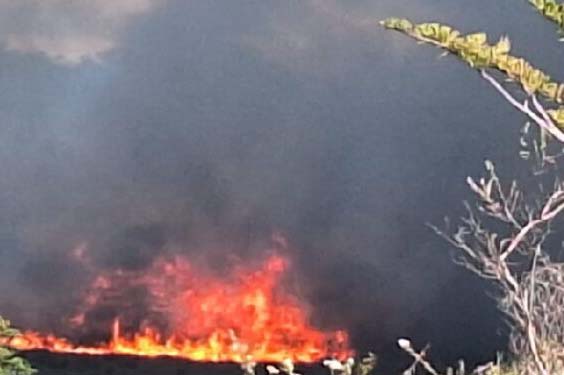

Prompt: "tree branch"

[480,70,564,143]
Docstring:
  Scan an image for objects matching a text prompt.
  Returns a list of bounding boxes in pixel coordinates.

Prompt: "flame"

[4,251,352,363]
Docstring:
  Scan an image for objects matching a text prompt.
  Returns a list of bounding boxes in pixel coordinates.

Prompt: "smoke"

[0,0,162,65]
[1,0,564,371]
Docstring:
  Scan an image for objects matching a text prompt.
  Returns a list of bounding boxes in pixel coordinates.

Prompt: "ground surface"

[23,351,328,375]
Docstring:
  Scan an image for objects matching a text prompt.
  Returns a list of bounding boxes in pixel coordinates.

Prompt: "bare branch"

[398,339,441,375]
[501,188,564,261]
[480,70,564,144]
[434,159,564,374]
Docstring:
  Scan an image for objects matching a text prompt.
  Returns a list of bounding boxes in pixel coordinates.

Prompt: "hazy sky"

[0,0,563,371]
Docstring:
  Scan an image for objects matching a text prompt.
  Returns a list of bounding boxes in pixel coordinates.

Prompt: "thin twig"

[398,339,441,375]
[527,246,546,374]
[480,70,564,143]
[501,188,564,261]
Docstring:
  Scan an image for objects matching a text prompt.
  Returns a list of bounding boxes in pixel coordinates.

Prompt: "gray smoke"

[0,0,563,371]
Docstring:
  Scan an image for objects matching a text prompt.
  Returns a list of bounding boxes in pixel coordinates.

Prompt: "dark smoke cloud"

[1,0,563,372]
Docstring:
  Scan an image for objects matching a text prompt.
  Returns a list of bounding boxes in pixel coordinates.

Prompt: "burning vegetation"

[2,244,351,364]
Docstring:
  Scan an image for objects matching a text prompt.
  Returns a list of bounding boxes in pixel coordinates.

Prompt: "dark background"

[1,0,563,373]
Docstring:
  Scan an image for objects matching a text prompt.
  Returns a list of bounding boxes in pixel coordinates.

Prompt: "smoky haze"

[0,0,563,372]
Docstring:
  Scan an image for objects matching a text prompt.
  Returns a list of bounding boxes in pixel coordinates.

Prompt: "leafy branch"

[0,317,35,375]
[529,0,564,34]
[379,18,564,130]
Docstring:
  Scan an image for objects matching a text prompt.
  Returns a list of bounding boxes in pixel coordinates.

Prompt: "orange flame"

[5,251,352,363]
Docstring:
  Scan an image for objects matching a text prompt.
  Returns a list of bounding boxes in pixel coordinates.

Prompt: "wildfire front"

[4,247,352,364]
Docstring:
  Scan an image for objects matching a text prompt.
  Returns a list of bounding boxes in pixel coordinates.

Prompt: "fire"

[4,250,352,363]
